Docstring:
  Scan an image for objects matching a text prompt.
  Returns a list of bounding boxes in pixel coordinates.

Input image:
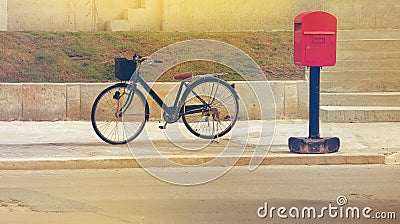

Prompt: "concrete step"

[338,50,400,61]
[320,106,400,123]
[106,20,130,31]
[106,0,143,31]
[321,80,400,93]
[124,8,146,20]
[321,92,400,106]
[337,40,400,60]
[318,30,400,120]
[131,0,143,8]
[123,4,161,31]
[323,59,400,71]
[338,39,400,51]
[338,30,400,40]
[317,70,400,81]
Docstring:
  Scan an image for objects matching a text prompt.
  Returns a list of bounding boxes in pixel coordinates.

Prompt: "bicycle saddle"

[173,72,193,80]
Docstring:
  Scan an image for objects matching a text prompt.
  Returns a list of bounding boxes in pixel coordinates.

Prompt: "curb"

[0,154,386,170]
[385,152,400,165]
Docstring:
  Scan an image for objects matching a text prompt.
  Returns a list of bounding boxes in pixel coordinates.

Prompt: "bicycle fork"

[119,83,137,116]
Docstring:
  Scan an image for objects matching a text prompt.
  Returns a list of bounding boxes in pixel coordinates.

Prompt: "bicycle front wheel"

[181,77,239,139]
[91,83,148,145]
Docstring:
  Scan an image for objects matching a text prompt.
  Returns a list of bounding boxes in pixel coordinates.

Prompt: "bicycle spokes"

[182,77,239,139]
[91,83,148,144]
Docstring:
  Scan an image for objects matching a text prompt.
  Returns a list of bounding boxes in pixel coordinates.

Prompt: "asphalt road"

[0,165,399,224]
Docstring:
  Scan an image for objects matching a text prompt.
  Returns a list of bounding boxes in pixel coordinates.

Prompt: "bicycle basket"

[115,58,137,81]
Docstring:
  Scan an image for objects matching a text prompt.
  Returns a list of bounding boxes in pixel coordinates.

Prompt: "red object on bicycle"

[173,72,193,80]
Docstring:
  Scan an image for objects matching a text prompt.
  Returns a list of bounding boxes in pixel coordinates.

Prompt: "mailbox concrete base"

[289,137,340,154]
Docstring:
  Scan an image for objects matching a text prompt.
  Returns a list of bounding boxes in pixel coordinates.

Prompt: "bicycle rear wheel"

[91,83,148,144]
[181,77,239,139]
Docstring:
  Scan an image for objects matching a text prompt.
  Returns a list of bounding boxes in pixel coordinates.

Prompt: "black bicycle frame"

[138,74,186,116]
[122,68,210,121]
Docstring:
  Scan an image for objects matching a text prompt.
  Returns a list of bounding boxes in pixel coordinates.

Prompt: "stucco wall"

[324,0,400,30]
[5,0,400,31]
[162,0,400,31]
[7,0,141,31]
[0,0,6,30]
[162,0,318,31]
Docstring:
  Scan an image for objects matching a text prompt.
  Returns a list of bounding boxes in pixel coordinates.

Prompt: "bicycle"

[91,54,239,145]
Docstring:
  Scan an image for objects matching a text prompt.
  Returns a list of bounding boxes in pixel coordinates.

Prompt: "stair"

[321,106,400,123]
[320,30,400,123]
[321,80,400,93]
[321,92,400,106]
[106,0,162,31]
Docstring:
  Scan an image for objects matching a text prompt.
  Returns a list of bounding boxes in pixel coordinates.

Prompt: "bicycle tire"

[91,83,149,145]
[181,77,239,139]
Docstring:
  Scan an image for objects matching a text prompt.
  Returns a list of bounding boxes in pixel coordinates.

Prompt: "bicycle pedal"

[158,123,167,130]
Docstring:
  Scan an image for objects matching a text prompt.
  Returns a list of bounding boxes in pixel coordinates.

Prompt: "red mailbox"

[294,11,337,66]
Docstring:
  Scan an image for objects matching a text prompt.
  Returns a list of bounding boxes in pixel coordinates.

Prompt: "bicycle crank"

[203,108,221,122]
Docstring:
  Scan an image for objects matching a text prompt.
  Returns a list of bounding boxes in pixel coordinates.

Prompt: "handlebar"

[133,54,163,64]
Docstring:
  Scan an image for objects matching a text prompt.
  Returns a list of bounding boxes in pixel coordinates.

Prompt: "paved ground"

[0,165,398,224]
[0,120,399,170]
[0,121,398,223]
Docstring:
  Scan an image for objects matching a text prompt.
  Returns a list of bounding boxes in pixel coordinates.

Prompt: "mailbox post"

[289,11,340,154]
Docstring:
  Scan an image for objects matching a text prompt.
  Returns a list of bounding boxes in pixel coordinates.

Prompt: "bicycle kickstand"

[158,122,167,130]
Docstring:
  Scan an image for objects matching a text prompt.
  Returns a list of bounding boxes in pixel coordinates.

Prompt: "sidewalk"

[0,120,399,170]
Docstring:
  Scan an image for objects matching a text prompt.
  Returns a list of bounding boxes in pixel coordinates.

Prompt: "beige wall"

[7,0,141,31]
[5,0,400,31]
[324,0,400,30]
[0,81,307,121]
[162,0,320,31]
[125,0,162,31]
[0,0,6,30]
[162,0,400,31]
